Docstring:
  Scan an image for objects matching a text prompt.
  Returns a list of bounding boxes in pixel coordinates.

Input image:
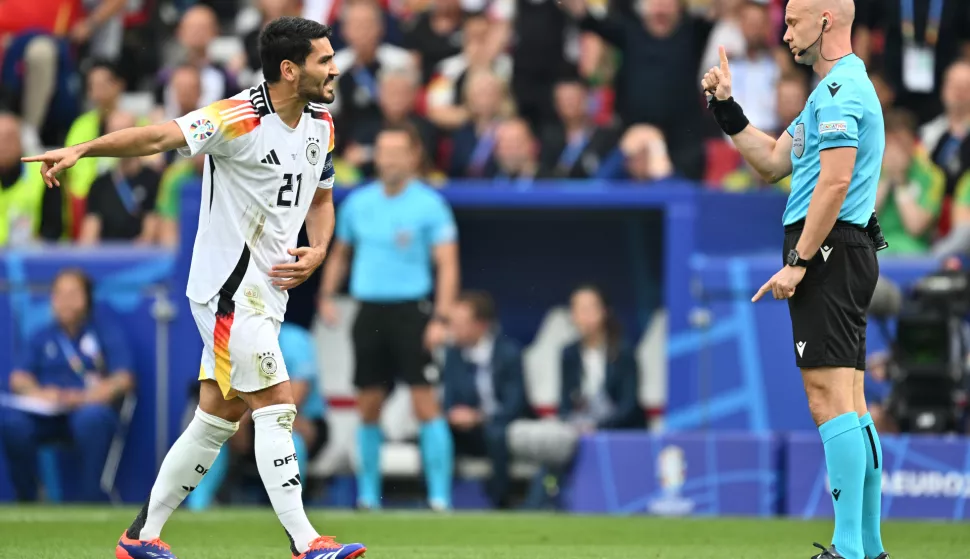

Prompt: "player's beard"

[298,74,334,104]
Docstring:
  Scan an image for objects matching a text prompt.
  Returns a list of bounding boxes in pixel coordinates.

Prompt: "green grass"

[1,506,967,558]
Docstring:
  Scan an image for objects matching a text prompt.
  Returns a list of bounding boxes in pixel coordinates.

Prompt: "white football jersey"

[174,82,336,321]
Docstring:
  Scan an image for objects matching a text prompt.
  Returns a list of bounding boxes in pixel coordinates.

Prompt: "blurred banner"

[787,432,970,521]
[564,432,780,516]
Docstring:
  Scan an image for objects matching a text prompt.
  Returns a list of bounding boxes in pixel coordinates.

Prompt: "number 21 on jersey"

[277,173,302,208]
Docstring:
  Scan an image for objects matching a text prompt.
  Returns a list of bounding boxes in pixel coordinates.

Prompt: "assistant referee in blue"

[702,2,887,559]
[319,122,460,511]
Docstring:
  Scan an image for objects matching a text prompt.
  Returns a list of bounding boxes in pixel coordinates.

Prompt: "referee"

[319,123,460,511]
[703,2,887,559]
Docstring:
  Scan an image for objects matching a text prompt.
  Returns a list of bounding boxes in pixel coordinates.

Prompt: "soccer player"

[701,1,888,559]
[22,17,366,559]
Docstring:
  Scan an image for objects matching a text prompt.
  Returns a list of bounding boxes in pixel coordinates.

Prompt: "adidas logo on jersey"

[261,150,281,165]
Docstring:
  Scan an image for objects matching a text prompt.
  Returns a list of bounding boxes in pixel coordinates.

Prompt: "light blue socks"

[356,424,383,508]
[819,412,865,559]
[859,412,885,559]
[419,417,454,509]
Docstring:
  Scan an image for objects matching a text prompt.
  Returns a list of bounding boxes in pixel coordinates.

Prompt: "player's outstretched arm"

[701,46,793,183]
[22,121,187,188]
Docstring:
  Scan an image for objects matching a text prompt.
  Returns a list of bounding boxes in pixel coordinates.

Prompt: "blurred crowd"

[1,0,970,255]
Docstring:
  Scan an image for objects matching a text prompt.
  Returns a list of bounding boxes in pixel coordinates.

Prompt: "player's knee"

[23,36,57,67]
[410,386,441,422]
[241,381,295,411]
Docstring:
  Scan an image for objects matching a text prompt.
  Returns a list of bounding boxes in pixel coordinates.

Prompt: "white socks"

[252,404,318,555]
[130,408,238,540]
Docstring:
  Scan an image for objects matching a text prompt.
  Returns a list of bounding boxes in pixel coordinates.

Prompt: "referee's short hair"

[456,290,497,324]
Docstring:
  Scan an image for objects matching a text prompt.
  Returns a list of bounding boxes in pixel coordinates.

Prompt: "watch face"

[787,250,799,266]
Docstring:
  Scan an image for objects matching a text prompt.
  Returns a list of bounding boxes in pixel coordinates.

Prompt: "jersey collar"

[251,82,276,117]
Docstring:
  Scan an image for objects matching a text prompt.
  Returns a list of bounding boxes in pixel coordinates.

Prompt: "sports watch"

[786,249,811,268]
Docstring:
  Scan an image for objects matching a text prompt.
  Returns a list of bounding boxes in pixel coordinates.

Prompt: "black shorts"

[352,300,433,389]
[784,220,879,370]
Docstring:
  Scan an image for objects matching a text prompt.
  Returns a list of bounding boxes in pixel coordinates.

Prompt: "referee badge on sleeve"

[792,123,805,158]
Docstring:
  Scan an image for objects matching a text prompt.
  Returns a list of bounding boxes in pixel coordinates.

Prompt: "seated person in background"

[863,352,897,435]
[518,284,644,509]
[185,322,329,509]
[0,112,50,247]
[488,118,540,185]
[448,69,514,178]
[0,268,135,502]
[443,291,530,509]
[593,124,674,182]
[559,284,644,432]
[875,109,945,255]
[537,70,619,180]
[79,111,162,244]
[64,60,126,203]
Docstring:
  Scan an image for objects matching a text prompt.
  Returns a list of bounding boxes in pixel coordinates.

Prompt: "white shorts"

[190,295,289,399]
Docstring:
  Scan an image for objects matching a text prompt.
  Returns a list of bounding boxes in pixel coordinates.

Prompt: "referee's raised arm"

[701,46,794,184]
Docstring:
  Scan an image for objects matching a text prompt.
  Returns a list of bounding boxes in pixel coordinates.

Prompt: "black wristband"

[708,95,750,136]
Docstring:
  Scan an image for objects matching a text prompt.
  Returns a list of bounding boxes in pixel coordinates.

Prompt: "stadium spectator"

[238,0,303,85]
[0,112,66,245]
[155,5,236,122]
[722,0,780,134]
[331,0,413,144]
[516,284,644,509]
[403,0,464,85]
[860,0,970,124]
[699,0,746,76]
[442,290,529,509]
[920,61,970,237]
[425,13,513,131]
[320,123,460,511]
[875,109,945,255]
[64,60,126,204]
[448,69,515,178]
[155,153,205,247]
[931,170,970,257]
[559,284,644,432]
[559,0,714,181]
[79,111,161,244]
[0,29,80,146]
[489,0,577,132]
[185,322,330,509]
[489,118,540,184]
[71,0,129,61]
[593,124,674,182]
[538,71,620,179]
[0,268,135,502]
[154,65,204,124]
[342,68,440,178]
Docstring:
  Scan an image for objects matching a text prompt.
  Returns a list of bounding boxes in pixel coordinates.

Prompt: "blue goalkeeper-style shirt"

[783,54,885,227]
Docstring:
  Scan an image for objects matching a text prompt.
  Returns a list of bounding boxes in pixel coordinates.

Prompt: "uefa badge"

[190,119,215,142]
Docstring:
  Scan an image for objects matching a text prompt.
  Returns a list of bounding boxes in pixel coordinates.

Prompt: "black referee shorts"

[352,300,434,390]
[784,220,879,371]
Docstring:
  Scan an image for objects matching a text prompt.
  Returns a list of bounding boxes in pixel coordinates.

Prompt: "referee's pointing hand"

[751,265,807,303]
[701,46,733,101]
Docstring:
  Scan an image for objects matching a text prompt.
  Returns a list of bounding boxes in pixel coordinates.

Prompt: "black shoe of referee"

[870,553,891,559]
[810,543,845,559]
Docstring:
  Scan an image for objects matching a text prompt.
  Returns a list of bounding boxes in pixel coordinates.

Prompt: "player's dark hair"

[457,290,497,323]
[53,267,94,317]
[571,283,623,358]
[884,108,918,136]
[259,16,333,83]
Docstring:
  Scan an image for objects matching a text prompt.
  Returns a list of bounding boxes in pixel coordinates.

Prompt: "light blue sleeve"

[815,82,863,151]
[427,195,458,246]
[334,195,355,244]
[280,327,317,382]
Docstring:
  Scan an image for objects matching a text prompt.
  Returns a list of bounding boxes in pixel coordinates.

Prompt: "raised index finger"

[719,46,730,72]
[751,281,771,303]
[20,155,49,163]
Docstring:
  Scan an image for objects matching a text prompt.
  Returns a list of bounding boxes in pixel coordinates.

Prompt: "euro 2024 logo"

[647,445,695,516]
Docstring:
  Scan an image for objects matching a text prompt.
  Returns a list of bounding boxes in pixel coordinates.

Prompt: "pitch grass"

[0,506,967,558]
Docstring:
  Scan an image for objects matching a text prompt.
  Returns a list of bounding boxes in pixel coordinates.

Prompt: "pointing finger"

[719,45,730,72]
[752,281,771,302]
